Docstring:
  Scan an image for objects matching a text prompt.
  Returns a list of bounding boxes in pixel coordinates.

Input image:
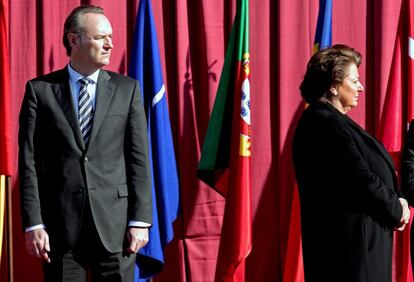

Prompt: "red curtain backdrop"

[1,0,411,281]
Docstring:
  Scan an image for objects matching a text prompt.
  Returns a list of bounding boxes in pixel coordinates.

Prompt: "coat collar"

[318,102,396,171]
[52,67,115,151]
[52,68,85,150]
[87,70,115,146]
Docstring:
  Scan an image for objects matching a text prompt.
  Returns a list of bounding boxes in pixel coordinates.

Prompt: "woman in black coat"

[292,44,410,282]
[401,120,414,275]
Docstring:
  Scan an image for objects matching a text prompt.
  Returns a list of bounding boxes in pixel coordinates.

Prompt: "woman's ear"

[330,86,338,96]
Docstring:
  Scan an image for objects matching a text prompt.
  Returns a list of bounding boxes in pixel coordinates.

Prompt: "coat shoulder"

[103,70,138,85]
[299,103,347,132]
[30,69,68,84]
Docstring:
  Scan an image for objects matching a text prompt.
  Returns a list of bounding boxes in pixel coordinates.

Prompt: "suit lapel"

[52,68,85,150]
[88,70,115,146]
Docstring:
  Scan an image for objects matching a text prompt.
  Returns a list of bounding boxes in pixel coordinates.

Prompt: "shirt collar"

[67,63,100,85]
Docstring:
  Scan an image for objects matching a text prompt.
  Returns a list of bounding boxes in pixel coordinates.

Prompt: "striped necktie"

[78,77,94,144]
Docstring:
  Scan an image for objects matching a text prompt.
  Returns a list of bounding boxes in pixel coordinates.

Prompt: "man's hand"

[25,228,51,263]
[396,198,411,231]
[126,227,149,254]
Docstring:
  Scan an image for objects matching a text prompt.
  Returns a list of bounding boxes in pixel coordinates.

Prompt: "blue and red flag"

[284,1,332,282]
[129,0,180,280]
[313,0,332,53]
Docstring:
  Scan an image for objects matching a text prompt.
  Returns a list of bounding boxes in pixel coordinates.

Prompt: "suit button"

[84,157,88,163]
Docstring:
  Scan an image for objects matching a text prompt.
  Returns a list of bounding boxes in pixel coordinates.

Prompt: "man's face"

[75,13,113,70]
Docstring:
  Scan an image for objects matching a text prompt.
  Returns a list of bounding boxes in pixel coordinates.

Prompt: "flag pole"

[6,176,13,282]
[0,175,4,266]
[0,176,13,282]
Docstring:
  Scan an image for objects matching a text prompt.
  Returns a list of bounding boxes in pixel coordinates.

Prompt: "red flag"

[0,0,10,266]
[378,0,414,281]
[0,0,11,176]
[379,0,414,152]
[407,1,414,123]
[282,189,304,282]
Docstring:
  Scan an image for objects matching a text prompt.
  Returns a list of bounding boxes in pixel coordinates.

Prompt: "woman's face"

[335,63,364,113]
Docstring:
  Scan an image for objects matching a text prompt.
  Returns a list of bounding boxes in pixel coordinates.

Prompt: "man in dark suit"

[18,5,152,281]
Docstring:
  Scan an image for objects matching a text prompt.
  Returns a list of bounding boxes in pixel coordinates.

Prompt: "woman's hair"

[299,44,362,104]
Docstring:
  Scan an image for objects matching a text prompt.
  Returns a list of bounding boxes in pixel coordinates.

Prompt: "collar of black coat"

[310,101,396,173]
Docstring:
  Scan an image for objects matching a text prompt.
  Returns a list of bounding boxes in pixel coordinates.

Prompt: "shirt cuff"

[128,221,151,228]
[25,224,46,232]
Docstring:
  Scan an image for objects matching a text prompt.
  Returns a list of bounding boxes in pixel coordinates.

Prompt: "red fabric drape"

[2,0,413,281]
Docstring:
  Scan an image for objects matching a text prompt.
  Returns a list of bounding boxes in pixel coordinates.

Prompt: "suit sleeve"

[125,80,152,224]
[18,81,43,230]
[324,117,402,227]
[402,120,414,207]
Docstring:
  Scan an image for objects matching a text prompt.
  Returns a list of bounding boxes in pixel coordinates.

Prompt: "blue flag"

[313,0,332,53]
[129,0,180,280]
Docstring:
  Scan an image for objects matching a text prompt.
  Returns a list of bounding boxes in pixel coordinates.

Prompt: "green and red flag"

[197,0,251,281]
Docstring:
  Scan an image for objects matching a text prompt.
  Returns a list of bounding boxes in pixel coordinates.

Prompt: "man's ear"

[68,33,79,49]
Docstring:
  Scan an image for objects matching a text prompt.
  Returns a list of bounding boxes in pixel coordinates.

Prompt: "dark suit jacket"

[401,119,414,270]
[18,67,152,253]
[292,102,402,282]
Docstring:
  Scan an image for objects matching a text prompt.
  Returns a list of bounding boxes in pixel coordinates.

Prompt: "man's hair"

[299,44,362,104]
[63,5,104,56]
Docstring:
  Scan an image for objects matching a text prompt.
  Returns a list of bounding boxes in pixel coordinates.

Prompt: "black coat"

[292,102,402,282]
[18,67,152,253]
[401,120,414,272]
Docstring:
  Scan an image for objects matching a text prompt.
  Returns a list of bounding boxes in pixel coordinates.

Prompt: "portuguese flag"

[197,0,252,281]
